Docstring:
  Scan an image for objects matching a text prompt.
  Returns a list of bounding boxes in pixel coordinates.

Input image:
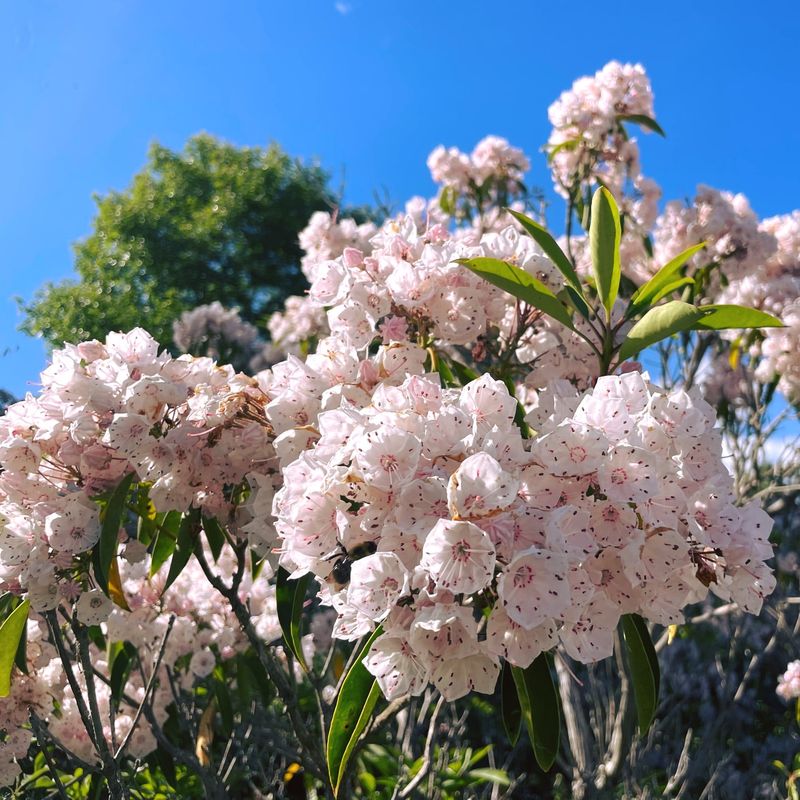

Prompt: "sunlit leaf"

[617,301,706,362]
[506,209,588,313]
[628,242,706,316]
[107,557,131,611]
[457,257,574,330]
[589,187,621,318]
[0,600,29,697]
[691,304,783,330]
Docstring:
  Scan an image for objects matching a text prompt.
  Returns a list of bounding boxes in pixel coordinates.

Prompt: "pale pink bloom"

[485,605,557,668]
[354,427,422,491]
[532,421,607,477]
[75,590,113,626]
[364,634,428,700]
[420,519,496,595]
[347,553,410,621]
[431,652,500,701]
[448,453,519,519]
[497,547,570,630]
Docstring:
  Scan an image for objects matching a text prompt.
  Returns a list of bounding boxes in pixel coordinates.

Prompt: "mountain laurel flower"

[75,590,113,627]
[420,519,497,594]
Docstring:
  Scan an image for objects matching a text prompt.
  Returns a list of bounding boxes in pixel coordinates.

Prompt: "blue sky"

[1,0,799,397]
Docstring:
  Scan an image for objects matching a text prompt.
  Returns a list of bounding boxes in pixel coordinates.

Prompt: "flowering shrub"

[0,60,797,800]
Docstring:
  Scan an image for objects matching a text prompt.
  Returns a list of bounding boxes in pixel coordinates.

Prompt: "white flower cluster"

[0,328,275,611]
[653,185,777,286]
[661,203,800,403]
[426,135,530,194]
[173,301,262,361]
[777,660,800,702]
[266,370,774,702]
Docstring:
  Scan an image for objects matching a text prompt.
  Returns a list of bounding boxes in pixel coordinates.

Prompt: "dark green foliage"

[20,134,337,348]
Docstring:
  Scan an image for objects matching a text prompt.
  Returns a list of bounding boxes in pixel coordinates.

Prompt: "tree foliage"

[20,134,337,348]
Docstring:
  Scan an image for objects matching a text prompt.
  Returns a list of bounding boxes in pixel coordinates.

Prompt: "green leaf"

[449,359,479,387]
[506,209,588,313]
[276,567,313,670]
[546,137,581,162]
[439,185,458,216]
[201,516,227,563]
[0,600,29,697]
[500,661,521,746]
[149,511,182,577]
[432,351,455,388]
[96,472,135,593]
[501,375,531,439]
[164,509,201,592]
[691,304,783,331]
[511,654,560,772]
[327,627,384,796]
[617,301,707,362]
[628,243,707,316]
[617,113,666,137]
[457,257,574,330]
[109,641,137,706]
[645,277,694,307]
[467,768,511,787]
[620,614,660,733]
[590,187,622,318]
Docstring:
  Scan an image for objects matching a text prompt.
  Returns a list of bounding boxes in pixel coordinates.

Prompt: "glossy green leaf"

[511,654,560,771]
[164,509,201,592]
[433,351,455,388]
[202,516,227,563]
[628,243,706,316]
[457,257,574,330]
[645,277,694,307]
[467,768,512,787]
[620,614,660,733]
[96,472,135,593]
[501,375,531,439]
[149,511,182,577]
[617,301,707,362]
[546,137,581,161]
[691,304,783,331]
[327,627,384,796]
[500,661,521,746]
[448,359,479,387]
[617,113,666,137]
[0,600,29,697]
[276,567,313,670]
[590,187,622,318]
[506,209,588,311]
[109,641,137,706]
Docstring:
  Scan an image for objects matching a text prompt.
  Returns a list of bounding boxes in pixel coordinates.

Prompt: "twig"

[399,695,444,798]
[114,615,175,758]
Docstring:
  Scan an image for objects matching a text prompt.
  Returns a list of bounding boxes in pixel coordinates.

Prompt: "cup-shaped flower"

[347,552,410,622]
[448,452,520,519]
[497,547,570,630]
[420,519,496,594]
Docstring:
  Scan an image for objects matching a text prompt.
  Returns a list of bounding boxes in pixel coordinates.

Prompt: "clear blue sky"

[1,0,799,397]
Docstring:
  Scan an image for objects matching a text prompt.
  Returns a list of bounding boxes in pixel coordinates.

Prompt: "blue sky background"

[1,0,799,397]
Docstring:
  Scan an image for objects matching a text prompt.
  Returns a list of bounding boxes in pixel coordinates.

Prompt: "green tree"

[20,133,339,348]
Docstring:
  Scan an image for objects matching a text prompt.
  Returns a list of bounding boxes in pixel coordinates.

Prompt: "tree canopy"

[20,134,339,348]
